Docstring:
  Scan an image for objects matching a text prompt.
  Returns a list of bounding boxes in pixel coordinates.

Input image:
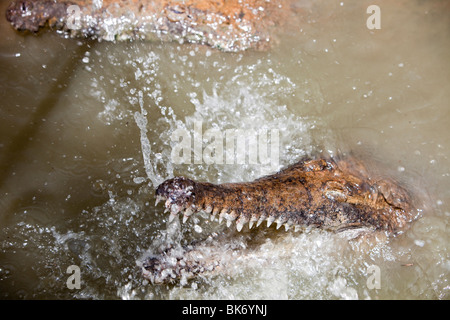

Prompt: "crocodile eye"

[324,180,348,202]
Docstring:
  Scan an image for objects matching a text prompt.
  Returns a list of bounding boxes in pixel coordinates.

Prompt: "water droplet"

[194,225,203,233]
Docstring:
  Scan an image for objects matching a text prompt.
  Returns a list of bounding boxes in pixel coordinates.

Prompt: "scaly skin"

[155,157,414,233]
[5,0,291,51]
[142,156,417,284]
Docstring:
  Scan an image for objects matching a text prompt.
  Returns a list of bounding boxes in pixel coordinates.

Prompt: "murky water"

[0,0,449,299]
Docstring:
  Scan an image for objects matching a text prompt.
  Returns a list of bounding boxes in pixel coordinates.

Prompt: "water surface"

[0,0,449,299]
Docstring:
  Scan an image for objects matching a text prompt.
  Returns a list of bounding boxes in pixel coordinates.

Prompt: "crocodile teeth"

[236,216,249,232]
[155,195,164,206]
[256,214,267,227]
[225,210,238,227]
[204,205,214,221]
[248,214,259,229]
[220,210,238,227]
[284,219,294,231]
[205,205,213,214]
[276,220,283,229]
[211,207,219,220]
[168,203,185,222]
[218,209,227,224]
[228,211,238,221]
[275,217,287,229]
[185,206,195,217]
[266,216,275,227]
[182,206,195,223]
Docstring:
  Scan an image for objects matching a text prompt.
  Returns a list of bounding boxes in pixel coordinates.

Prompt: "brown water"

[0,0,449,299]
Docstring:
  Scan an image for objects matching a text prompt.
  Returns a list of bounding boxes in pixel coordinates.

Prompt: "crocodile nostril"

[20,1,33,13]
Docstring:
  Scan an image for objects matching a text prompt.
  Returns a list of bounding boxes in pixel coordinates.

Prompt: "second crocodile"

[5,0,299,52]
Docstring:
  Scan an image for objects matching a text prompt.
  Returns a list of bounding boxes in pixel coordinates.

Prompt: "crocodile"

[5,0,298,52]
[141,156,419,284]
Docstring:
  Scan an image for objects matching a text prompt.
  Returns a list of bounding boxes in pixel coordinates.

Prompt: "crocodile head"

[142,156,419,284]
[4,0,284,51]
[154,157,415,233]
